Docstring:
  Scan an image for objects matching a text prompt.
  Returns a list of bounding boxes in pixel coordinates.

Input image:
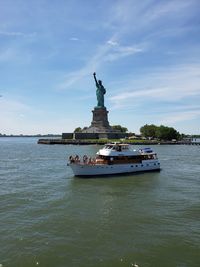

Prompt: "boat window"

[122,145,129,150]
[115,145,122,151]
[105,145,113,149]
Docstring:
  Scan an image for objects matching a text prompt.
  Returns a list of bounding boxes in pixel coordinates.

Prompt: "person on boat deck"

[116,146,121,151]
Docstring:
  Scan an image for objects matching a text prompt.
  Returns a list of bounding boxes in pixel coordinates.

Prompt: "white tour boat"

[68,143,160,177]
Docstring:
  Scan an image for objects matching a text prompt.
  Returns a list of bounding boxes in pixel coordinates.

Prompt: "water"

[0,138,199,267]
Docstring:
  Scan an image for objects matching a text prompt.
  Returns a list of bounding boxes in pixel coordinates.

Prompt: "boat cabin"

[69,143,158,166]
[103,143,130,152]
[95,143,157,165]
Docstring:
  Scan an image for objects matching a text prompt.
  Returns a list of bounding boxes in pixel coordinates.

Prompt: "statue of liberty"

[93,72,106,108]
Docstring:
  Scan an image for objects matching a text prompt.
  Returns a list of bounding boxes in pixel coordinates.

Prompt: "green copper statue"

[93,72,106,108]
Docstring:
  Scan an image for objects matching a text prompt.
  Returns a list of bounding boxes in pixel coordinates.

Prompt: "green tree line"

[140,124,181,140]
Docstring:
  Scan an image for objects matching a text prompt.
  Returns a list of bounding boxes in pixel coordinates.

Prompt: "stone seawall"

[62,132,129,139]
[37,139,199,145]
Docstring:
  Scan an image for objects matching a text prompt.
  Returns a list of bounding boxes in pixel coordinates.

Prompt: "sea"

[0,137,199,267]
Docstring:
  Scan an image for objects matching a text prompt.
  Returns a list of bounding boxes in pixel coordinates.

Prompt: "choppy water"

[0,138,199,267]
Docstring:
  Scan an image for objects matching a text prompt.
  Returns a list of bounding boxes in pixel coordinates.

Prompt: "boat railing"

[68,153,158,165]
[69,155,99,165]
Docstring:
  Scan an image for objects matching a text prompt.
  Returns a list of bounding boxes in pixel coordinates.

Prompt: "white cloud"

[59,45,108,89]
[107,63,200,130]
[107,40,118,46]
[0,44,33,64]
[0,98,30,134]
[0,31,36,38]
[59,44,108,89]
[0,97,77,134]
[0,47,18,62]
[158,109,200,125]
[59,0,198,91]
[69,37,79,41]
[105,44,144,62]
[0,98,30,112]
[143,0,192,22]
[109,63,200,108]
[60,40,144,89]
[107,0,198,48]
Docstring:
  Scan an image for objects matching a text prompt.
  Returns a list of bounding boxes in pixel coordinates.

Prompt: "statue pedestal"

[91,107,110,128]
[83,107,115,133]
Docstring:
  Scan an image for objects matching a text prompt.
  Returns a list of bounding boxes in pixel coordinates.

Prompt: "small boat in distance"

[68,143,160,177]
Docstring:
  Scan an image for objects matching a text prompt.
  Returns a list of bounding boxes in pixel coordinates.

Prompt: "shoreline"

[0,135,61,138]
[37,138,199,145]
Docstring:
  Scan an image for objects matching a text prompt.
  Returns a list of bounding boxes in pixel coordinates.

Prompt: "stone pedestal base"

[91,107,110,128]
[82,107,116,133]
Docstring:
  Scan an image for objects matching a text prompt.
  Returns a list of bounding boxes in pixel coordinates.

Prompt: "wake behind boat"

[67,143,160,177]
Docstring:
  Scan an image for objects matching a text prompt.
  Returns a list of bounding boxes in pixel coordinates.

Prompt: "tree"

[140,124,181,140]
[74,127,82,133]
[156,125,180,140]
[140,124,158,138]
[112,125,128,133]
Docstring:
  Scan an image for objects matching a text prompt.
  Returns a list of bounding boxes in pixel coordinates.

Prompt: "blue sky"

[0,0,200,135]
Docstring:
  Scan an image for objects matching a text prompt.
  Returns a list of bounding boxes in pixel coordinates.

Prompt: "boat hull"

[69,160,160,177]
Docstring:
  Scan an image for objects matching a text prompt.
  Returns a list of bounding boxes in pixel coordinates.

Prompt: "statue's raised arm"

[93,72,98,86]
